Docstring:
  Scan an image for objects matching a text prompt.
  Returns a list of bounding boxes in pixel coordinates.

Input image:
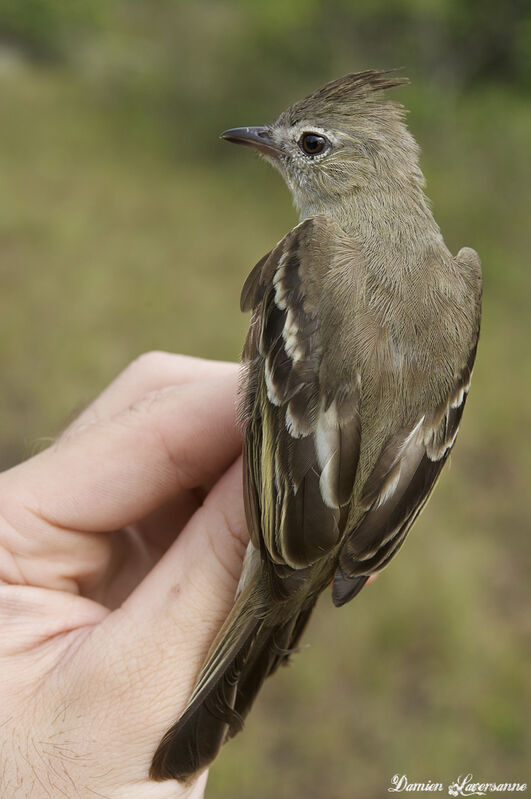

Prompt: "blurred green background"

[0,1,529,796]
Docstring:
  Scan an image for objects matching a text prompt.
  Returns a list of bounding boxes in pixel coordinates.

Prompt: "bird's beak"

[220,126,283,158]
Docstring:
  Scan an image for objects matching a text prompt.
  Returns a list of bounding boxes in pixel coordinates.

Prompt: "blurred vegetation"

[0,2,529,797]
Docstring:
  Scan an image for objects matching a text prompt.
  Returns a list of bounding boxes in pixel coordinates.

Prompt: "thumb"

[67,457,249,776]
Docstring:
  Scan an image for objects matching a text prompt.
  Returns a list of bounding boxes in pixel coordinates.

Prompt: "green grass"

[0,64,529,798]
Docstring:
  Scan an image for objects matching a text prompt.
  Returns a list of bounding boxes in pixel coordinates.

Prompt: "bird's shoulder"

[455,245,481,275]
[454,245,482,315]
[240,214,360,315]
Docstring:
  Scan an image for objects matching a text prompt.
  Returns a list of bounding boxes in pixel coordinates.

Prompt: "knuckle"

[126,385,169,417]
[126,350,174,380]
[111,393,195,484]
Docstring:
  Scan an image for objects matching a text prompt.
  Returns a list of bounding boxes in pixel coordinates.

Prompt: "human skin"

[0,353,248,799]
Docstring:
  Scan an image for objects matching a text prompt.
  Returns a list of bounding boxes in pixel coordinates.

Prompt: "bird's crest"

[279,69,410,126]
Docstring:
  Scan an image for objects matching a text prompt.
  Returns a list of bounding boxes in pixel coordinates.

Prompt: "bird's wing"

[240,215,363,591]
[150,216,364,779]
[333,247,482,606]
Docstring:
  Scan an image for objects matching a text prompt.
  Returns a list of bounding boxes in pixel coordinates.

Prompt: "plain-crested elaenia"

[151,70,482,783]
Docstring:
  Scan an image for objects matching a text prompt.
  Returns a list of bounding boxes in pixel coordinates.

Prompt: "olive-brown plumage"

[151,70,482,782]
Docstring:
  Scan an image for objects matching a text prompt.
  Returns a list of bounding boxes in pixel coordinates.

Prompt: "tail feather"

[149,598,316,782]
[231,599,317,730]
[149,606,257,782]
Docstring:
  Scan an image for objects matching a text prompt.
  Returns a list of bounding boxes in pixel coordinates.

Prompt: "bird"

[150,69,482,783]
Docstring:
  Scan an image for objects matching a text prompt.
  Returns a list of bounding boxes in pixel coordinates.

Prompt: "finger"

[3,371,241,535]
[89,457,248,737]
[67,353,238,432]
[168,771,207,799]
[186,771,208,798]
[0,584,108,658]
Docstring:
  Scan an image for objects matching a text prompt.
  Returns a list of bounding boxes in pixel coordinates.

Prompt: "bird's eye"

[299,132,328,156]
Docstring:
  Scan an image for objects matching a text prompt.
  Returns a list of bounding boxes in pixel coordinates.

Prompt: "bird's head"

[221,70,421,219]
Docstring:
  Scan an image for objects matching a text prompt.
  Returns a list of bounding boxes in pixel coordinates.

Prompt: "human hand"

[0,353,248,799]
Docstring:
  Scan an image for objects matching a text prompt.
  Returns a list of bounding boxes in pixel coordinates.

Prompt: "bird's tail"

[149,580,316,782]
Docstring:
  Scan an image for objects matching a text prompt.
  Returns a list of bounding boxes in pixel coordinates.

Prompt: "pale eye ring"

[298,132,329,156]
